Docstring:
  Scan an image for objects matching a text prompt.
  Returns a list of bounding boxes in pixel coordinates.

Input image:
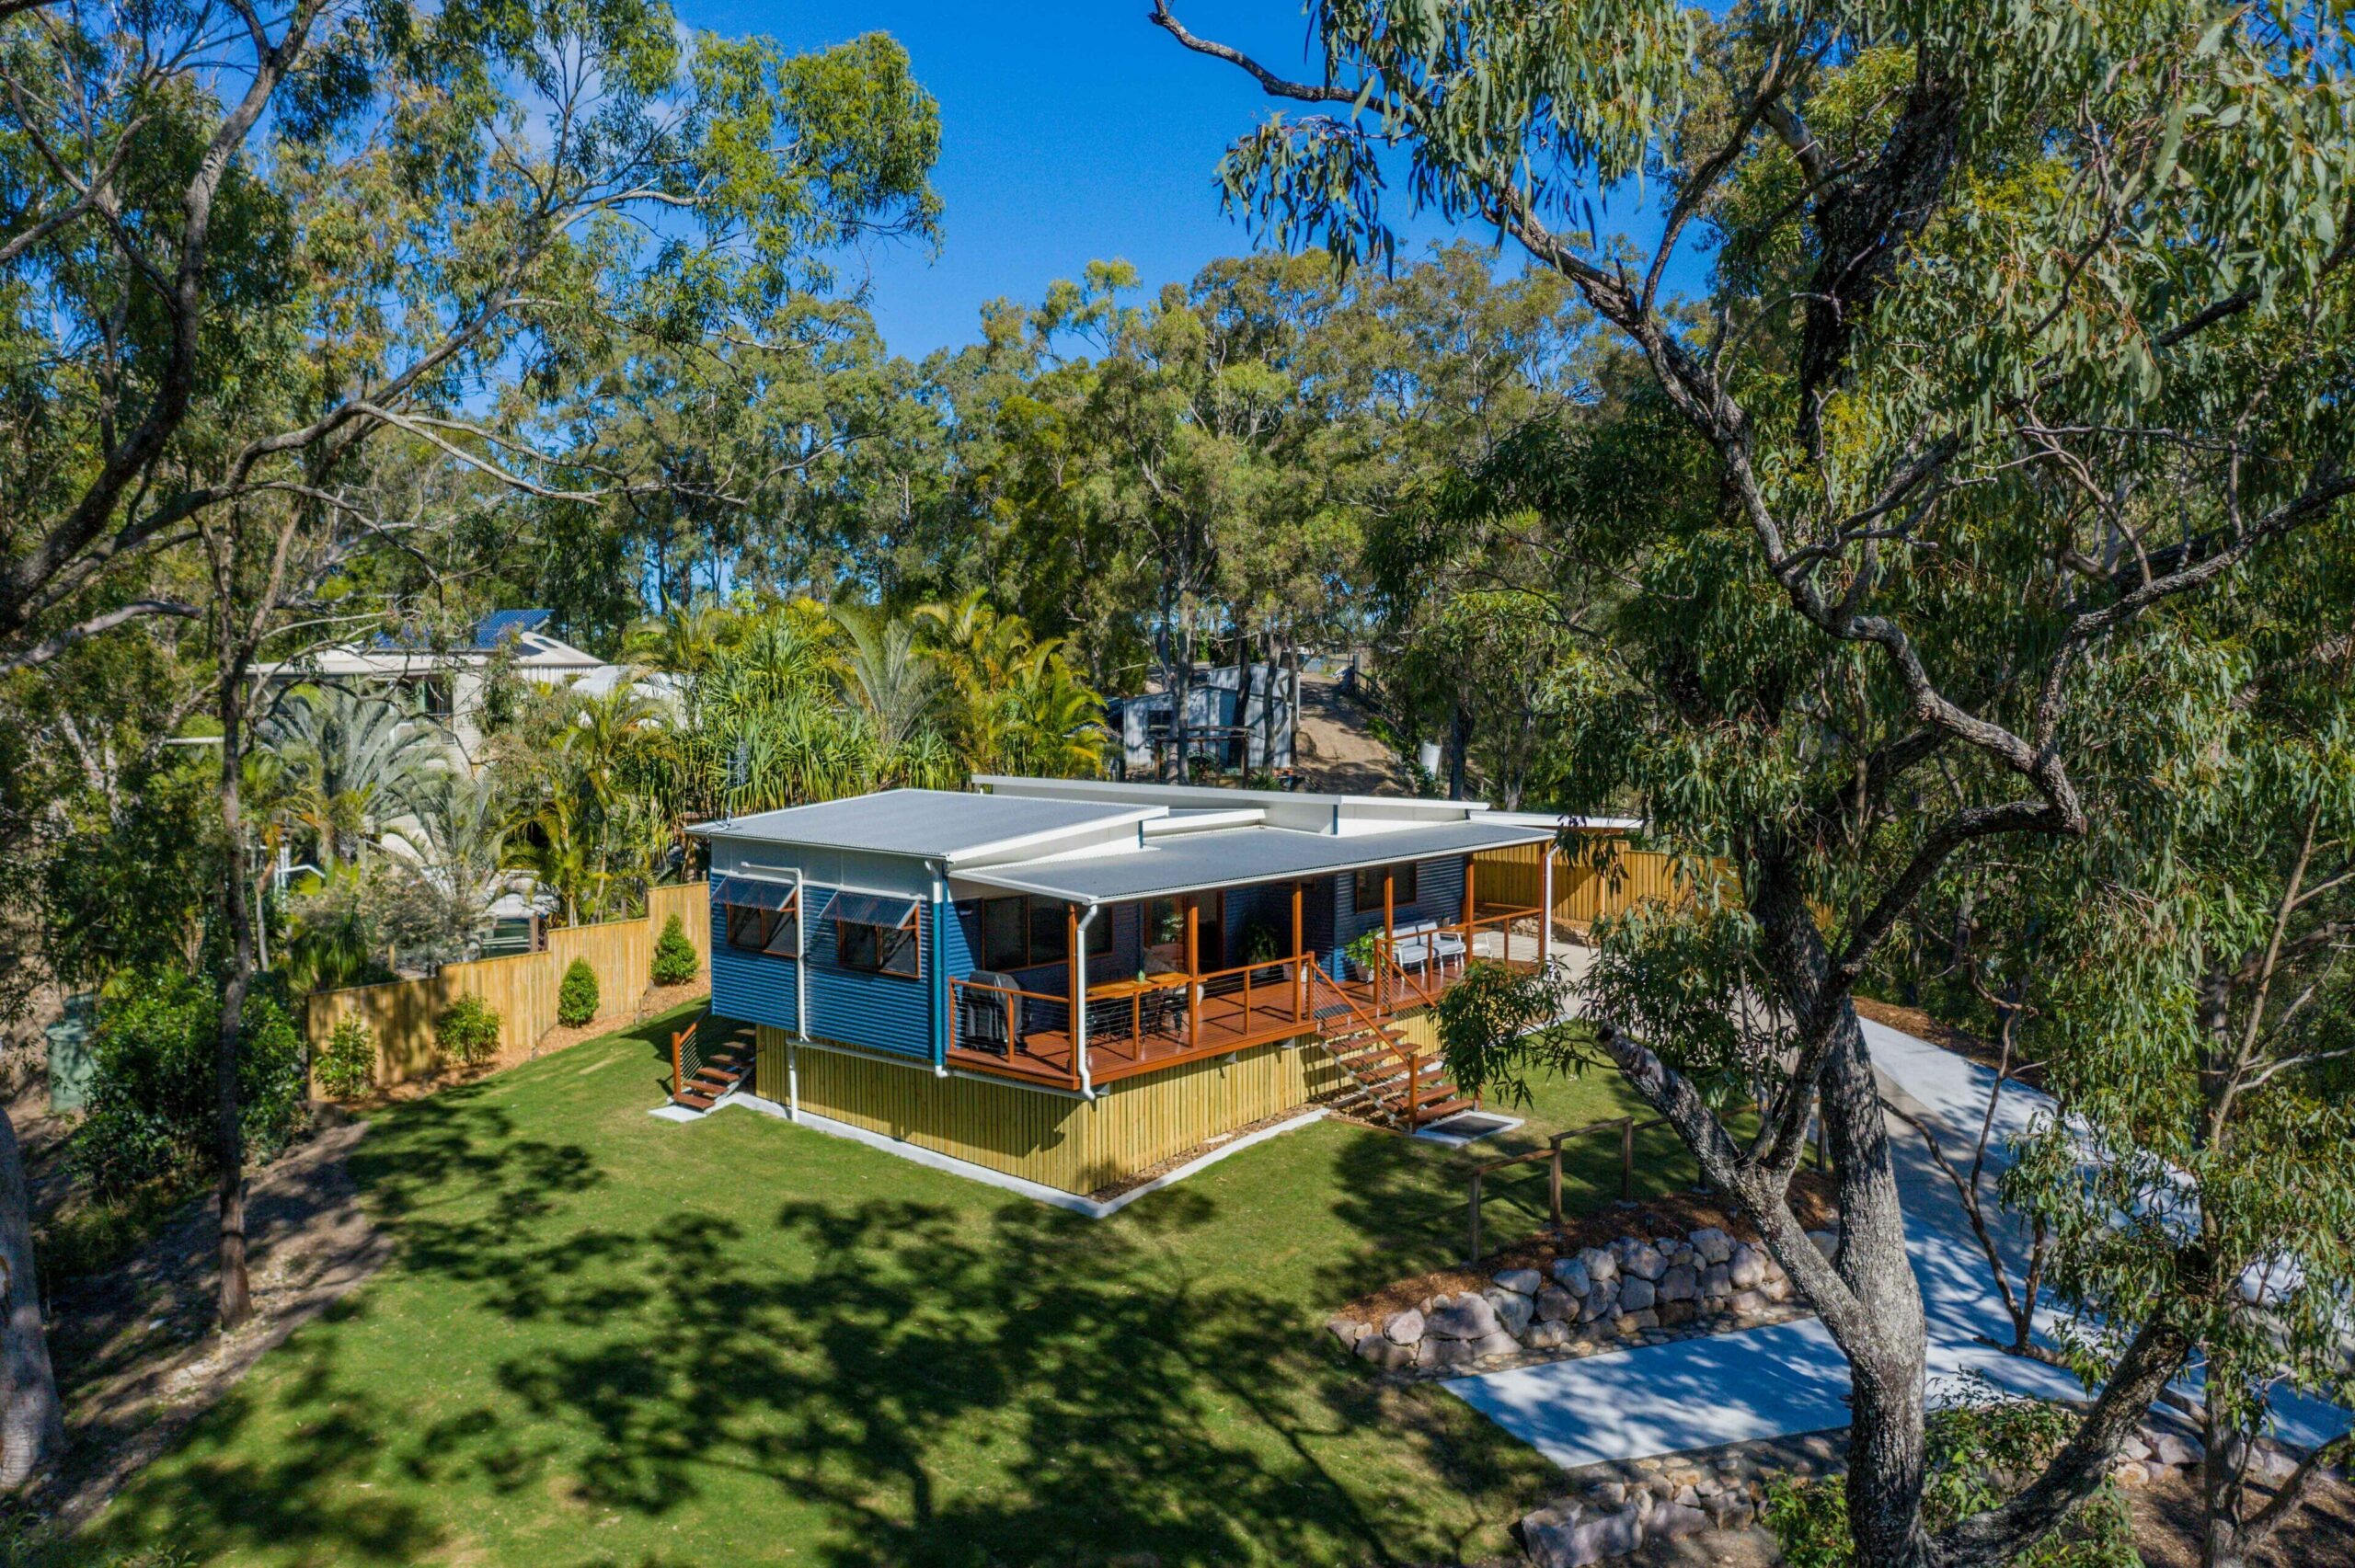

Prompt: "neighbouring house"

[253,608,667,764]
[690,775,1565,1196]
[1105,662,1298,779]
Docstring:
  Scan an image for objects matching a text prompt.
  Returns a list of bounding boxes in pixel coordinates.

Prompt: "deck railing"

[948,977,1074,1083]
[1192,956,1309,1046]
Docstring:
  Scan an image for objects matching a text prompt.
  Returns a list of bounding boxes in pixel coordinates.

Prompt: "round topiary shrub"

[650,912,698,987]
[314,1017,377,1100]
[557,957,600,1027]
[434,993,502,1067]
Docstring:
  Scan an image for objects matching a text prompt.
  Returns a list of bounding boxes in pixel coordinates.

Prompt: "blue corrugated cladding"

[1330,854,1467,976]
[710,883,938,1059]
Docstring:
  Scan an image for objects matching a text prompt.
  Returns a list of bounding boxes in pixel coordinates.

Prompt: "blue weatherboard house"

[688,777,1558,1196]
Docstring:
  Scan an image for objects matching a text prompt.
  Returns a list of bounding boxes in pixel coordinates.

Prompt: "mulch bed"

[1340,1169,1841,1322]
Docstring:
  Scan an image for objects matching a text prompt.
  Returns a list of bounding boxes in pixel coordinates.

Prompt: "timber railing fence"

[303,881,712,1089]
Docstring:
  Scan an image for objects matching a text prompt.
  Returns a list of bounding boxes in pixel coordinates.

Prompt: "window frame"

[835,907,923,979]
[723,889,799,958]
[975,895,1109,970]
[1352,862,1418,911]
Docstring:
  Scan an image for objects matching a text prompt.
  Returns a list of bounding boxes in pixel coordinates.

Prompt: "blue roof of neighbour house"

[959,818,1553,905]
[689,788,1157,862]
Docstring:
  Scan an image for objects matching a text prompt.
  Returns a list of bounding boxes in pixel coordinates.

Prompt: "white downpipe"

[931,866,948,1077]
[787,1039,799,1123]
[1074,903,1101,1101]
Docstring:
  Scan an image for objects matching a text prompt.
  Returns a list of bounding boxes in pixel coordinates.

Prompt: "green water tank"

[45,992,98,1115]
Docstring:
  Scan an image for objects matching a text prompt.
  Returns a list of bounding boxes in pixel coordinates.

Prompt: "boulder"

[1761,1276,1793,1304]
[2110,1460,2150,1489]
[1551,1256,1592,1297]
[1729,1289,1768,1316]
[1806,1229,1840,1261]
[2150,1431,2204,1469]
[1649,1501,1709,1540]
[1426,1292,1503,1341]
[1613,1309,1660,1335]
[1579,1288,1614,1322]
[1536,1285,1579,1323]
[1588,1482,1627,1508]
[1704,1493,1754,1530]
[1356,1334,1416,1369]
[1468,1329,1523,1362]
[1327,1318,1368,1350]
[1524,1320,1573,1351]
[1384,1308,1426,1345]
[1619,1276,1657,1312]
[1622,1241,1668,1281]
[1494,1267,1545,1297]
[1657,1300,1697,1327]
[1485,1288,1535,1336]
[1729,1244,1765,1290]
[1420,1336,1479,1370]
[1690,1227,1733,1265]
[1580,1246,1619,1285]
[1524,1506,1643,1568]
[1659,1265,1698,1303]
[1702,1264,1732,1299]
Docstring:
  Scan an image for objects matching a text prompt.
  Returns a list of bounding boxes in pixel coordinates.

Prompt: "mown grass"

[67,1009,1696,1568]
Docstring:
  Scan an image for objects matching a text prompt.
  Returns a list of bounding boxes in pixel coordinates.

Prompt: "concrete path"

[1446,1015,2350,1469]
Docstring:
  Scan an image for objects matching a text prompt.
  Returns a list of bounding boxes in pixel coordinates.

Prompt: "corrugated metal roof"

[691,789,1150,859]
[957,819,1554,904]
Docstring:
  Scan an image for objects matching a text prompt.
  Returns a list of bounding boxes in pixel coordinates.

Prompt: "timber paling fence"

[1470,838,1705,930]
[302,881,712,1089]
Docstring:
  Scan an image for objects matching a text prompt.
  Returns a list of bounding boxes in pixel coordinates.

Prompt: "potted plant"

[1344,929,1385,982]
[1239,918,1284,982]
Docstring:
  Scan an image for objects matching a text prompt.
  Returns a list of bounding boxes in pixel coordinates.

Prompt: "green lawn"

[72,1010,1697,1568]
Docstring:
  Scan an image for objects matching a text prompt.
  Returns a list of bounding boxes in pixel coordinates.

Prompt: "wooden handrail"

[671,1024,692,1099]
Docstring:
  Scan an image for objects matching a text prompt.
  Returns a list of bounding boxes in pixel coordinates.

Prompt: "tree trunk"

[214,657,255,1332]
[1752,853,1936,1565]
[1166,614,1193,784]
[1259,626,1279,776]
[1447,698,1471,800]
[0,1106,62,1491]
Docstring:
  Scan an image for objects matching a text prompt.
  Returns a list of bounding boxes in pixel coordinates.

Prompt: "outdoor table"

[1087,971,1191,1043]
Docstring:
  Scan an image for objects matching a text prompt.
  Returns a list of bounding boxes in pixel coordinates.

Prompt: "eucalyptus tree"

[1156,5,2355,1564]
[1883,508,2355,1568]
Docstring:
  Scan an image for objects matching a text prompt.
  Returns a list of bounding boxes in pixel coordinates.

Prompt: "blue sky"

[680,1,1712,361]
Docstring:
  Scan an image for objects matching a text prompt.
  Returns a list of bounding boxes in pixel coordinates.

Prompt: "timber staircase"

[670,1016,753,1112]
[1305,962,1475,1133]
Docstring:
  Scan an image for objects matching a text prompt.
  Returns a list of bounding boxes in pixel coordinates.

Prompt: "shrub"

[70,968,309,1200]
[557,957,600,1027]
[434,994,502,1067]
[650,913,698,986]
[1763,1390,2139,1568]
[314,1017,377,1099]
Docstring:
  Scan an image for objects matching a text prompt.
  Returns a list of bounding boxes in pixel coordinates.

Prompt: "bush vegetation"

[557,958,600,1027]
[650,913,698,986]
[69,968,309,1201]
[313,1017,377,1099]
[1763,1391,2138,1568]
[434,995,502,1067]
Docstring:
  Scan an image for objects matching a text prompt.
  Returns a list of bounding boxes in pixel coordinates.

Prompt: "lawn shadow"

[69,1020,1557,1566]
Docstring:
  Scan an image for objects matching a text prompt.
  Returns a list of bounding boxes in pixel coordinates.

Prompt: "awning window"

[828,890,922,979]
[825,891,919,931]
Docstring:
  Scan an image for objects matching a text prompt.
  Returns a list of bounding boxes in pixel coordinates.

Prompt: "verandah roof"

[953,819,1553,907]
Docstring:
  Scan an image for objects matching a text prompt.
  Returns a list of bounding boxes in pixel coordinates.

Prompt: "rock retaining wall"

[1327,1222,1840,1377]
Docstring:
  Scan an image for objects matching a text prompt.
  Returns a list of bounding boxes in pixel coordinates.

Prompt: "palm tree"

[263,686,448,867]
[621,599,732,677]
[833,608,940,755]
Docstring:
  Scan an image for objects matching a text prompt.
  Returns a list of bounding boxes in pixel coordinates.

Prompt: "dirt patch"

[41,1116,391,1528]
[1852,995,2041,1085]
[1339,1171,1840,1322]
[1085,1108,1317,1202]
[2130,1462,2355,1568]
[1292,674,1412,795]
